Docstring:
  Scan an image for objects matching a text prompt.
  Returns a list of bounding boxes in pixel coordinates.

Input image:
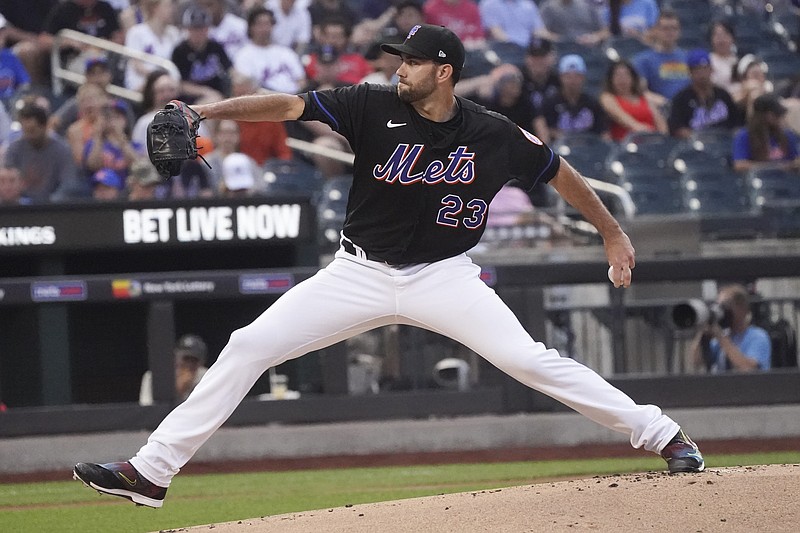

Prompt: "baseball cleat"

[660,429,705,474]
[73,461,167,508]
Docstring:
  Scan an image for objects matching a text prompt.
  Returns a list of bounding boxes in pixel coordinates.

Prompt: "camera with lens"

[672,299,733,329]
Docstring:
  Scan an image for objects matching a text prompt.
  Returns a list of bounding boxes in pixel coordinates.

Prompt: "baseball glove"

[146,100,209,178]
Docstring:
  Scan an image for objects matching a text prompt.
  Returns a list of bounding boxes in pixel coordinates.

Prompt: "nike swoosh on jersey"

[386,120,407,128]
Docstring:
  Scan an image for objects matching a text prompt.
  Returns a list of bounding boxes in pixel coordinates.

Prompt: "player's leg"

[123,253,398,487]
[398,254,679,453]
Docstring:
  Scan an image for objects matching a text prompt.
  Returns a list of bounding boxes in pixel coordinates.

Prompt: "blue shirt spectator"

[632,11,689,99]
[480,0,546,48]
[731,94,800,172]
[0,48,30,103]
[709,326,772,372]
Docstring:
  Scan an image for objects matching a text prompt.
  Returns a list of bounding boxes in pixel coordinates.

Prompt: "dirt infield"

[176,464,800,532]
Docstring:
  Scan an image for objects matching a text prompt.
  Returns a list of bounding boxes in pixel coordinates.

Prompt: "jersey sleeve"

[507,123,561,191]
[298,84,370,144]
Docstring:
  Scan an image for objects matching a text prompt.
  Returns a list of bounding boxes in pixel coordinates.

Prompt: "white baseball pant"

[131,249,679,487]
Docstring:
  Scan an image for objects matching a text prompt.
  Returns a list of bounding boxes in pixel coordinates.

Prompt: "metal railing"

[51,28,180,103]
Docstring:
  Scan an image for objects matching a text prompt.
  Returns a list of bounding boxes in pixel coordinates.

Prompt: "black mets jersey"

[299,83,560,264]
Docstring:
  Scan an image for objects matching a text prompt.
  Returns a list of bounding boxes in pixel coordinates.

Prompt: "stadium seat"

[551,133,614,180]
[747,167,800,206]
[669,144,731,173]
[682,171,752,215]
[606,145,673,183]
[618,166,686,215]
[688,128,734,160]
[316,175,352,254]
[261,158,323,201]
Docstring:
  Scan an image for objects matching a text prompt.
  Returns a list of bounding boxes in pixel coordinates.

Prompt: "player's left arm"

[549,156,635,287]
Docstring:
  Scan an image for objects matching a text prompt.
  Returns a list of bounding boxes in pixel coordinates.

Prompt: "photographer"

[689,284,772,373]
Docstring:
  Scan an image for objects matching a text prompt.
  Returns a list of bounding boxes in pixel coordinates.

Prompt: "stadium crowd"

[0,0,798,222]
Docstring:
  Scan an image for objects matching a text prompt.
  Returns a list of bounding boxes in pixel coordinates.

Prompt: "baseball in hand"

[608,265,618,285]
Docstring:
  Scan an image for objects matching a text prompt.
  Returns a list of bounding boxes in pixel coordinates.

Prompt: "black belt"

[341,239,401,265]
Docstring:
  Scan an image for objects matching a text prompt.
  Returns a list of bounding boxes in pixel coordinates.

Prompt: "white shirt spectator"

[210,12,249,60]
[124,22,182,91]
[267,0,312,52]
[234,43,305,94]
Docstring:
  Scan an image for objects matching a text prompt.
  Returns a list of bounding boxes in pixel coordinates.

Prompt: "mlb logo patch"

[407,25,421,39]
[518,126,543,145]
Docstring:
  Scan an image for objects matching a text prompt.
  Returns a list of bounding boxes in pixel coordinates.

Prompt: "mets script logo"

[373,144,475,185]
[407,25,421,39]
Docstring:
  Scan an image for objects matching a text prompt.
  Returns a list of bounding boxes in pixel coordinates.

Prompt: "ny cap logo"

[438,50,446,58]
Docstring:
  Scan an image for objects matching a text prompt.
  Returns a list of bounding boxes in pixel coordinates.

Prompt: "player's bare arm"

[549,157,636,287]
[193,94,306,123]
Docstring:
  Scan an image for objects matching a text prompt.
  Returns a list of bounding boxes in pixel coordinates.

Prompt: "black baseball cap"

[381,24,465,71]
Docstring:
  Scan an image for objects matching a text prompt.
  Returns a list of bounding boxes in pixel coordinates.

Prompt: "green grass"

[2,452,798,533]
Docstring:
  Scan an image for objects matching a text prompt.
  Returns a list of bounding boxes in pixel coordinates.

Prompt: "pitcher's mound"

[178,464,799,532]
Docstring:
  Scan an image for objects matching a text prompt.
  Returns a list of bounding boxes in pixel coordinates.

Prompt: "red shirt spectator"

[236,121,292,166]
[423,0,485,45]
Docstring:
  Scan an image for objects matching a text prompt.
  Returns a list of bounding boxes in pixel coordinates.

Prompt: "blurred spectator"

[42,0,123,73]
[632,9,689,100]
[423,0,486,49]
[139,334,209,406]
[539,0,609,46]
[51,57,136,136]
[306,17,372,86]
[234,8,306,94]
[600,59,667,142]
[708,19,738,93]
[173,159,215,198]
[205,119,261,192]
[119,0,144,34]
[172,6,231,101]
[65,83,109,166]
[350,1,423,49]
[0,166,30,205]
[0,15,30,107]
[308,0,362,33]
[83,99,142,178]
[220,152,258,197]
[228,71,293,166]
[602,0,659,42]
[310,134,351,179]
[198,0,249,59]
[360,38,402,84]
[668,49,742,140]
[730,54,774,119]
[0,100,10,153]
[479,0,547,49]
[534,54,609,144]
[91,167,125,201]
[126,158,163,201]
[132,70,181,148]
[732,93,800,172]
[486,182,535,228]
[124,0,182,92]
[474,64,537,133]
[521,38,560,112]
[3,103,81,201]
[267,0,313,54]
[0,0,58,87]
[307,45,349,90]
[392,0,426,37]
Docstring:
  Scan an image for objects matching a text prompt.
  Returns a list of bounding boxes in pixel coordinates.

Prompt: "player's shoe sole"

[73,461,167,508]
[660,429,705,474]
